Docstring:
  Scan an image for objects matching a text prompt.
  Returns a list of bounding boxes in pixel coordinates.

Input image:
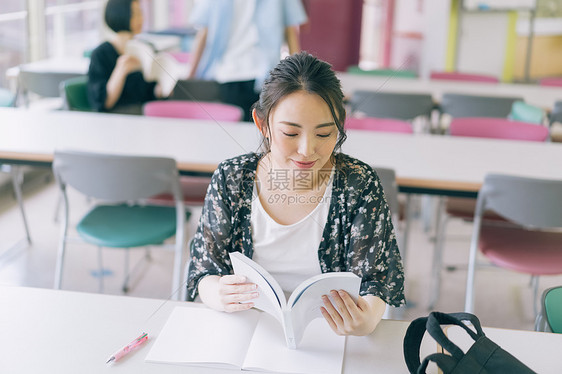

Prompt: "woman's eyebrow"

[279,121,336,129]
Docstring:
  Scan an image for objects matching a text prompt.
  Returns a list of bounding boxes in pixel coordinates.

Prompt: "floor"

[1,170,561,332]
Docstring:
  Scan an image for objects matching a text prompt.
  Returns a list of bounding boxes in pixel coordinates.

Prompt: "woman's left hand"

[320,291,386,336]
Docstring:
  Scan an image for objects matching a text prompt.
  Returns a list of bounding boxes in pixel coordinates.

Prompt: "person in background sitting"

[186,52,405,337]
[87,0,161,113]
[187,0,307,122]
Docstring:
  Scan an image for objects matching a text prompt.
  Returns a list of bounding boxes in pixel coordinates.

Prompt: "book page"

[124,40,156,81]
[145,306,260,369]
[229,252,286,324]
[243,312,346,374]
[288,272,361,347]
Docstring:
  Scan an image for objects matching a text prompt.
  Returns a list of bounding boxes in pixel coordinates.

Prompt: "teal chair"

[536,286,562,333]
[347,65,417,79]
[0,88,15,107]
[52,151,189,299]
[509,101,546,125]
[60,76,92,111]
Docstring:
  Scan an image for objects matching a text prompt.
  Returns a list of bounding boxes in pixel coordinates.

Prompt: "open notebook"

[145,306,346,374]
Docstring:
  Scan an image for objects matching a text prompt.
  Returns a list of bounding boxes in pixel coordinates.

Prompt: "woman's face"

[129,1,143,35]
[263,90,338,175]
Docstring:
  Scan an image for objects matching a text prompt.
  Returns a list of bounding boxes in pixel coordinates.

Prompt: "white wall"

[420,0,451,79]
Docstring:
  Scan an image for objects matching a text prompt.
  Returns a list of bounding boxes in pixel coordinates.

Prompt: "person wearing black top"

[87,0,160,113]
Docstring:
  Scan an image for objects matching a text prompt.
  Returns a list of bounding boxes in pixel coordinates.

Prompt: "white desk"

[1,286,560,373]
[1,108,561,197]
[338,72,562,110]
[0,285,424,374]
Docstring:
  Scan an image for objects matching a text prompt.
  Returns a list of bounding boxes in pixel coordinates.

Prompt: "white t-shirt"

[214,0,264,83]
[251,171,334,294]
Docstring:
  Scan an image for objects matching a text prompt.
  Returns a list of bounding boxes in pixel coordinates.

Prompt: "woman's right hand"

[198,275,259,313]
[116,54,142,74]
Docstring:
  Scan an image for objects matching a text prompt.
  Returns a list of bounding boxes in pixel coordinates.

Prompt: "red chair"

[143,100,244,206]
[450,117,549,142]
[539,77,562,87]
[430,71,499,84]
[345,117,413,133]
[143,100,243,122]
[429,117,549,309]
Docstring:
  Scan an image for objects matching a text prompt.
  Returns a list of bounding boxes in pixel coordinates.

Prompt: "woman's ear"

[252,109,266,137]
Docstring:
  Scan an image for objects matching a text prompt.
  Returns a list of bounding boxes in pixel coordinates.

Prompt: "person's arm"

[187,27,208,79]
[104,54,142,109]
[284,26,301,55]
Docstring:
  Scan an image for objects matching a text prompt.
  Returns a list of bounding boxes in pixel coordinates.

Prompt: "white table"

[1,108,561,197]
[1,286,560,374]
[338,72,562,110]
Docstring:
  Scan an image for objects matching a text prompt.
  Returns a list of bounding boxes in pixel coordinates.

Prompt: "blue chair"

[52,151,188,299]
[509,101,546,125]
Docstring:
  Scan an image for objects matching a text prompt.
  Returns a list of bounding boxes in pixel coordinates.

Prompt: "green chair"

[509,101,546,125]
[60,76,92,111]
[53,151,189,299]
[536,286,562,333]
[347,65,417,79]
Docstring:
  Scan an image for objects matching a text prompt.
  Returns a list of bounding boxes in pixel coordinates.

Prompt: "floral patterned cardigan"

[186,152,405,307]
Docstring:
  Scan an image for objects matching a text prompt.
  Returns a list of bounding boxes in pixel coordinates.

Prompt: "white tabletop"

[338,72,562,110]
[0,285,423,374]
[1,108,561,195]
[1,286,560,374]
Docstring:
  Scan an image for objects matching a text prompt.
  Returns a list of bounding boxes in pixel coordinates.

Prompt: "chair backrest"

[350,91,435,121]
[53,150,181,203]
[170,79,221,102]
[346,117,413,134]
[60,76,92,111]
[430,71,499,83]
[143,100,244,122]
[373,166,399,220]
[18,69,85,98]
[477,174,562,229]
[347,66,417,79]
[440,93,522,118]
[0,88,15,107]
[539,77,562,87]
[508,101,545,125]
[449,118,549,142]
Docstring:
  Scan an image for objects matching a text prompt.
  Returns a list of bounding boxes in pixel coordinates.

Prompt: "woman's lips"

[292,160,316,169]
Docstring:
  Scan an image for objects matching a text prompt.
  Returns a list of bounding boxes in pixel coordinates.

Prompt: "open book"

[145,306,346,374]
[229,251,361,349]
[124,40,188,97]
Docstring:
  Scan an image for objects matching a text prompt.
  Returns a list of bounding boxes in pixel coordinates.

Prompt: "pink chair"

[429,116,549,309]
[449,117,549,142]
[539,77,562,87]
[143,100,243,122]
[430,71,499,84]
[143,100,243,206]
[345,117,413,134]
[169,52,191,64]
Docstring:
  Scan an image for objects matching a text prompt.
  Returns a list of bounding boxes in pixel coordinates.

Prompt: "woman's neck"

[110,32,134,54]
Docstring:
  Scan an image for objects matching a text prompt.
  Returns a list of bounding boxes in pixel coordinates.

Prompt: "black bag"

[403,311,536,374]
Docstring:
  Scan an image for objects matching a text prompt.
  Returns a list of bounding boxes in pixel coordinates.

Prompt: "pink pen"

[106,332,149,364]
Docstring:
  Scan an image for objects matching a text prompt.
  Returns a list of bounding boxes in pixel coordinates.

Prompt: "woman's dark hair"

[253,52,347,162]
[105,0,135,33]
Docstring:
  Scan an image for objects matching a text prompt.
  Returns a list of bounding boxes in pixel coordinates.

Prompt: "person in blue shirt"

[187,0,307,121]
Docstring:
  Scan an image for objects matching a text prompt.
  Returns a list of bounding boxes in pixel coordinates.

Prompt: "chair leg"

[97,246,104,293]
[530,275,539,318]
[11,166,31,244]
[54,189,70,289]
[429,198,448,310]
[122,248,130,293]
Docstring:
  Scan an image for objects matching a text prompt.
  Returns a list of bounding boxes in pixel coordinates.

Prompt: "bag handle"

[418,353,459,373]
[403,316,430,373]
[403,312,485,374]
[425,312,484,362]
